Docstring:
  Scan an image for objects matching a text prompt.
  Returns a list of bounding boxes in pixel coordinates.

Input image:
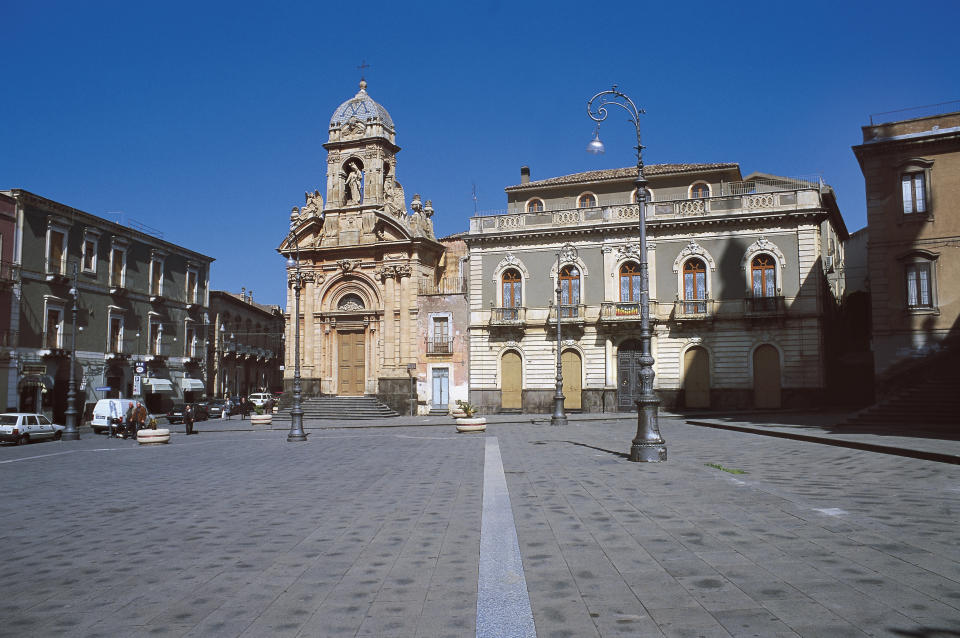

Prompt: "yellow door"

[338,332,365,396]
[753,344,781,408]
[561,350,582,410]
[501,351,522,409]
[683,346,710,408]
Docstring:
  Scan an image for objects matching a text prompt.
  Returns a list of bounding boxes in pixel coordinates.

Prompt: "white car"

[0,413,66,445]
[248,393,272,408]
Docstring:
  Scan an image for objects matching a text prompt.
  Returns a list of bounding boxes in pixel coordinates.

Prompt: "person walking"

[184,404,195,436]
[239,397,248,420]
[134,401,148,433]
[123,402,135,439]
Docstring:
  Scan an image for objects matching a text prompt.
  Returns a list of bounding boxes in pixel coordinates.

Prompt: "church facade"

[278,81,467,414]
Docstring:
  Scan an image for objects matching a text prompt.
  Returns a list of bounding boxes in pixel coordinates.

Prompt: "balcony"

[44,260,70,284]
[745,295,786,319]
[490,307,526,328]
[673,299,716,321]
[547,304,587,327]
[0,261,20,287]
[599,302,642,323]
[427,338,453,355]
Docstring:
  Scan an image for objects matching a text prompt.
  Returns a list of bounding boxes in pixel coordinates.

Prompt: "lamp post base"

[629,441,667,462]
[630,398,666,462]
[62,431,80,441]
[551,396,567,426]
[287,410,307,442]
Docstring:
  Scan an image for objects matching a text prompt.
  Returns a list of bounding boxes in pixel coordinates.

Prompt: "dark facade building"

[1,189,214,420]
[208,289,284,398]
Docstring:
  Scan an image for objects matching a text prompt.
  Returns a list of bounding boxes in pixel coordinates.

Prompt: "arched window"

[526,198,544,212]
[683,258,707,313]
[619,262,641,302]
[577,193,596,208]
[338,294,365,311]
[751,254,777,297]
[559,265,580,317]
[690,182,710,198]
[502,269,522,320]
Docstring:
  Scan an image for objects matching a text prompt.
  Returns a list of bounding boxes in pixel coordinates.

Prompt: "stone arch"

[319,273,383,312]
[741,237,787,293]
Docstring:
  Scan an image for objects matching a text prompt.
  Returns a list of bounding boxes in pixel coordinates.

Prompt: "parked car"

[248,393,272,408]
[205,398,230,417]
[0,413,65,445]
[91,398,137,434]
[166,403,209,424]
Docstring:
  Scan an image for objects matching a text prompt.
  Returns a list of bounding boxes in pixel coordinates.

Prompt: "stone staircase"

[842,349,960,428]
[275,396,399,420]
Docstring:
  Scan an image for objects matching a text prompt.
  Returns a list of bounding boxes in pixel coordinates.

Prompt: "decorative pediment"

[740,236,787,272]
[673,240,717,272]
[615,244,642,262]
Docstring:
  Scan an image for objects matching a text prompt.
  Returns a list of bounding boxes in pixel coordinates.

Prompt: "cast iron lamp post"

[587,85,666,462]
[63,263,80,440]
[551,243,577,425]
[284,229,306,442]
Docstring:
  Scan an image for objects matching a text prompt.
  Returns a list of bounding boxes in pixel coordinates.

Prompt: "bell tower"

[323,79,401,210]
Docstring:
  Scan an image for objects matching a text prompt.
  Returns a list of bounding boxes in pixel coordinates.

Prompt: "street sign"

[94,386,111,392]
[134,364,145,374]
[133,376,142,396]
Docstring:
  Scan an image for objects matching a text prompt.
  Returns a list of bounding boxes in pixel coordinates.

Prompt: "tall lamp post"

[63,263,80,440]
[552,243,577,425]
[284,229,306,442]
[587,85,666,462]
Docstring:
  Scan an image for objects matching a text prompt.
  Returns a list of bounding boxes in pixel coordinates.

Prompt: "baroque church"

[278,81,468,414]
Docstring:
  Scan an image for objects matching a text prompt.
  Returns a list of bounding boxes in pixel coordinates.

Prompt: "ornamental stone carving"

[615,244,642,262]
[301,189,323,217]
[673,240,716,272]
[336,259,359,272]
[741,236,787,272]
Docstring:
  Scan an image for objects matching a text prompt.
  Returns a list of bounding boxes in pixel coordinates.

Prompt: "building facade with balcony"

[1,189,214,420]
[465,164,848,413]
[852,107,960,388]
[0,192,19,411]
[209,289,284,399]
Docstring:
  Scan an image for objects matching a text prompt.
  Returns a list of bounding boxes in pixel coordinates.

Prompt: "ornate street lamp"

[552,243,577,425]
[587,85,666,462]
[284,229,306,442]
[63,263,80,440]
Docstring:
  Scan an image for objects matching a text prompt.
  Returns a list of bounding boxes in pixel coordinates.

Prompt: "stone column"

[303,275,315,382]
[383,273,396,369]
[399,269,410,364]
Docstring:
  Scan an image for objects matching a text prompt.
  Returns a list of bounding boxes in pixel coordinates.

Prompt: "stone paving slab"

[1,415,959,637]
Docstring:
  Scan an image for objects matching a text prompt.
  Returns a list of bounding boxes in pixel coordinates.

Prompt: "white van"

[91,399,137,434]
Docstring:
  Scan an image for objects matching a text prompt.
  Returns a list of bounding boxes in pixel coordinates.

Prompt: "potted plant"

[250,404,273,426]
[454,400,485,433]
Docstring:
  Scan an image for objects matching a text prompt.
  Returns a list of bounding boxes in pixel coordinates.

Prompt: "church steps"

[275,396,399,420]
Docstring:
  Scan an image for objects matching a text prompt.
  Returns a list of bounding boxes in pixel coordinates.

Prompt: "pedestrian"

[184,404,195,435]
[239,397,247,420]
[123,402,135,439]
[135,401,148,433]
[265,396,273,414]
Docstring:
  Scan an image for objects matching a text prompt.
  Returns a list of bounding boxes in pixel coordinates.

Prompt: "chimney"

[520,166,530,184]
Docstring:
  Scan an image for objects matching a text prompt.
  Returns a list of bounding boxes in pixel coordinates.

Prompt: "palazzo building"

[465,164,848,413]
[278,81,467,414]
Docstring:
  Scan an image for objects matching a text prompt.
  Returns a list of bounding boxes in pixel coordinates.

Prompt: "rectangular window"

[187,269,198,304]
[185,325,195,357]
[109,316,123,353]
[82,239,97,272]
[45,307,63,348]
[150,258,164,296]
[906,263,932,308]
[48,230,65,274]
[902,173,926,214]
[150,318,163,355]
[110,248,125,287]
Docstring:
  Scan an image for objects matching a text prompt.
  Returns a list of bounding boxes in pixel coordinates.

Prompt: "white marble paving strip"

[477,436,536,638]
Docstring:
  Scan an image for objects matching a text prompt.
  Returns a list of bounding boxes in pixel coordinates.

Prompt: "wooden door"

[753,345,781,408]
[338,331,365,396]
[561,350,582,410]
[683,346,710,408]
[431,368,449,409]
[501,351,522,409]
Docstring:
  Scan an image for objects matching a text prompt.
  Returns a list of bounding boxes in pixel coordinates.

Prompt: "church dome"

[329,80,394,131]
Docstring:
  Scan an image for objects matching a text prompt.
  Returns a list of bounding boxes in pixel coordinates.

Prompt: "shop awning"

[18,374,54,390]
[179,378,205,391]
[142,378,175,393]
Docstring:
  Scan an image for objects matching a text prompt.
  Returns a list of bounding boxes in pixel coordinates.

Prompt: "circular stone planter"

[250,414,273,426]
[450,409,467,419]
[455,417,486,433]
[137,428,170,445]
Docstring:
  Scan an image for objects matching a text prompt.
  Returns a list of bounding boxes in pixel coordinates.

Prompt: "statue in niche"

[301,189,323,217]
[383,178,407,219]
[341,160,363,206]
[422,199,435,239]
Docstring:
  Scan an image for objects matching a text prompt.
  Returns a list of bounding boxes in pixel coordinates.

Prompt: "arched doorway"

[753,344,781,408]
[683,346,710,408]
[337,331,365,396]
[617,339,642,410]
[501,351,522,410]
[561,350,582,410]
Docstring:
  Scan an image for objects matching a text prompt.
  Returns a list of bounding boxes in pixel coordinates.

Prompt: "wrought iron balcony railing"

[599,302,642,321]
[673,299,716,321]
[427,338,453,355]
[547,304,587,325]
[744,295,786,317]
[490,307,526,326]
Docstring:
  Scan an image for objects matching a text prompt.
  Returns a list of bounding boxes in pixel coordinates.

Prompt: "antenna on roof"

[472,183,479,216]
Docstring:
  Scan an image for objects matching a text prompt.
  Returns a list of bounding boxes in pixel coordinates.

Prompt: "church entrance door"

[338,331,365,396]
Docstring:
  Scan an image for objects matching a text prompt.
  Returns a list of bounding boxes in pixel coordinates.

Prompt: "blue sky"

[3,0,958,307]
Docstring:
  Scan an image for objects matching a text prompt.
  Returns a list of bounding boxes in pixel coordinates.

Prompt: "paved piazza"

[2,417,959,637]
